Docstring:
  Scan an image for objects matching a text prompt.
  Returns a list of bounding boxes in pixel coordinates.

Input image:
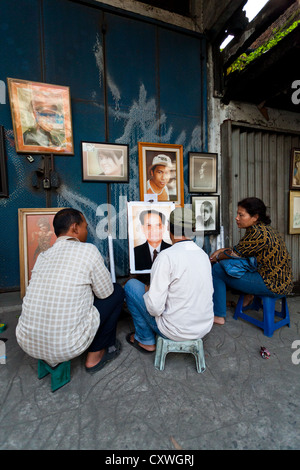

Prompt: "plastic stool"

[38,359,71,392]
[154,336,206,373]
[233,294,290,337]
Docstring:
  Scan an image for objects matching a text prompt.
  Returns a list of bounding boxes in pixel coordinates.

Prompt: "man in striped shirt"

[16,208,124,374]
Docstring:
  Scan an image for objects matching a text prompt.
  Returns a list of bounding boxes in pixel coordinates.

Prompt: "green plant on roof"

[226,19,300,75]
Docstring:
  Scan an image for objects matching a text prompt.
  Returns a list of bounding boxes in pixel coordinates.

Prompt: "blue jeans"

[212,261,282,318]
[124,279,166,345]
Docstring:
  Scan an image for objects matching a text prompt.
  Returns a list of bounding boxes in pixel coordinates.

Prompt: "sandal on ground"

[126,332,155,354]
[85,339,122,374]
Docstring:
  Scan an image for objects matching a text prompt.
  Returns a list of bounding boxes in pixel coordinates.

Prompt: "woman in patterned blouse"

[210,197,293,325]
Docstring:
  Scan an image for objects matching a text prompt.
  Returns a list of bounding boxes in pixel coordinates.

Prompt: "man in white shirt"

[16,208,125,374]
[124,207,214,353]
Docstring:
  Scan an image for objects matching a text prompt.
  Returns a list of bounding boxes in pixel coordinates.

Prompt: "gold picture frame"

[18,208,61,297]
[138,142,184,206]
[289,191,300,234]
[7,78,74,154]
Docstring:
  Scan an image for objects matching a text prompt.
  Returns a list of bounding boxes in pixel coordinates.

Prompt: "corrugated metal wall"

[221,120,300,282]
[0,0,207,290]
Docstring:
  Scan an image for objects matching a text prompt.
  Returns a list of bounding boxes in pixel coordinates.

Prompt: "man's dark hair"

[53,208,84,236]
[139,209,165,225]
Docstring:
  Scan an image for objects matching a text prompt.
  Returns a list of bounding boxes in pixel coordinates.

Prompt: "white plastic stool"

[154,336,206,373]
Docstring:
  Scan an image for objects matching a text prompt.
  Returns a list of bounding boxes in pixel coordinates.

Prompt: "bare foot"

[243,294,254,308]
[85,349,106,368]
[214,316,225,325]
[129,333,156,352]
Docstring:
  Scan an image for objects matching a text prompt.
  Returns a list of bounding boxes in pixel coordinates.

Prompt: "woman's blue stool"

[38,359,71,392]
[154,336,206,373]
[234,294,290,337]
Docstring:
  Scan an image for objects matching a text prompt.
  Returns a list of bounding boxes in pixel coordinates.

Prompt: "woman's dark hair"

[238,197,271,225]
[53,208,84,236]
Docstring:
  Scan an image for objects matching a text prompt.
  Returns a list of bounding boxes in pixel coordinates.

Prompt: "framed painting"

[138,142,184,206]
[188,152,218,193]
[289,148,300,190]
[0,126,8,197]
[191,195,220,235]
[81,141,129,182]
[289,191,300,234]
[18,208,61,297]
[7,78,74,155]
[127,201,175,274]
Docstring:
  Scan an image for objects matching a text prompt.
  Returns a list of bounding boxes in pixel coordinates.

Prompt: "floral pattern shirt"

[234,223,293,295]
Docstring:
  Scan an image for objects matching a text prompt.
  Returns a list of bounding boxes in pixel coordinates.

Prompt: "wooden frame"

[290,148,300,190]
[289,191,300,234]
[18,208,61,297]
[0,126,8,197]
[191,195,220,235]
[127,201,175,274]
[188,152,218,193]
[81,141,129,182]
[7,78,74,155]
[138,142,184,206]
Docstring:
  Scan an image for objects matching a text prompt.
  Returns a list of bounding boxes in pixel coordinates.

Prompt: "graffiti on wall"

[1,34,212,278]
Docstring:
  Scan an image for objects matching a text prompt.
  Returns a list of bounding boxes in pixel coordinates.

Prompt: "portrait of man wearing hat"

[23,90,66,148]
[146,154,173,201]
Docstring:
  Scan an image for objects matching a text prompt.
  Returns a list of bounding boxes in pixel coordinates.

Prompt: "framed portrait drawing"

[18,208,61,297]
[189,152,218,193]
[128,201,175,274]
[289,148,300,190]
[7,78,74,155]
[81,141,129,182]
[289,191,300,234]
[0,126,8,197]
[138,142,184,206]
[191,195,220,235]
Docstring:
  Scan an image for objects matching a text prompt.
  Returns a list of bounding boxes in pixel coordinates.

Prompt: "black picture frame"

[81,141,129,183]
[0,126,8,197]
[188,152,218,193]
[191,195,220,235]
[289,148,300,190]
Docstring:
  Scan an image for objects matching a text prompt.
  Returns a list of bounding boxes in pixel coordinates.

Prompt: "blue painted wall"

[0,0,207,290]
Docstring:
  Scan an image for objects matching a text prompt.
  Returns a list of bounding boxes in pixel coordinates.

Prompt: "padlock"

[43,178,51,189]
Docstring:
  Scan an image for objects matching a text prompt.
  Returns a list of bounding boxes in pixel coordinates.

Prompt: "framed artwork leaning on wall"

[7,78,74,155]
[18,208,61,297]
[127,201,175,274]
[289,191,300,234]
[191,195,220,236]
[290,148,300,190]
[188,152,218,193]
[81,141,129,183]
[138,142,184,206]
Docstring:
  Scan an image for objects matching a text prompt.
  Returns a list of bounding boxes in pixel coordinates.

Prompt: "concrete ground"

[0,289,299,451]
